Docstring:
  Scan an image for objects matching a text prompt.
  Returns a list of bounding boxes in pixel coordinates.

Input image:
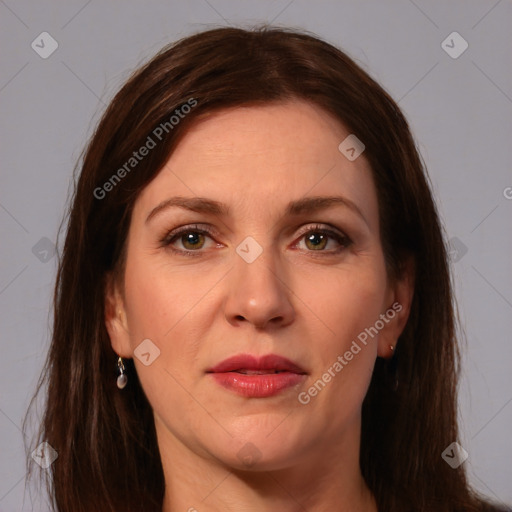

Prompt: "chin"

[204,418,311,472]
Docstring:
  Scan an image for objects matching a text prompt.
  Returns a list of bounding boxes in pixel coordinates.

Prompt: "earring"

[389,344,395,353]
[116,356,128,389]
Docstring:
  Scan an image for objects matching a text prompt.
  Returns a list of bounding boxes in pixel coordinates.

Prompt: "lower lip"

[209,372,306,398]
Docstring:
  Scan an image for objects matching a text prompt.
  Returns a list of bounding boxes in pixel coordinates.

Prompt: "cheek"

[296,327,379,438]
[122,252,208,341]
[123,270,171,342]
[293,258,387,410]
[121,252,225,382]
[297,258,388,345]
[121,259,206,424]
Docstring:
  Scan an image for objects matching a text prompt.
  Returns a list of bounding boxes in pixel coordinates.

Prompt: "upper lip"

[206,354,307,374]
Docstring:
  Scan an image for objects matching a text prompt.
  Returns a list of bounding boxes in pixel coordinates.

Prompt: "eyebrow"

[145,195,369,227]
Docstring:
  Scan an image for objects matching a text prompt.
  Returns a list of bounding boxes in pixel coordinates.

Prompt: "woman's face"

[106,100,411,473]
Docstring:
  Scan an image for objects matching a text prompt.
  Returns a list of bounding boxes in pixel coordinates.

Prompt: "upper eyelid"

[163,223,216,240]
[164,222,347,237]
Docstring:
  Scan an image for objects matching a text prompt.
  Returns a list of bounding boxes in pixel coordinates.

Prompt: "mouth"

[206,353,307,374]
[230,369,289,375]
[206,354,307,398]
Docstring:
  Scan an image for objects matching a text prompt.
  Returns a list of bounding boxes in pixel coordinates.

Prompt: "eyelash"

[159,223,352,257]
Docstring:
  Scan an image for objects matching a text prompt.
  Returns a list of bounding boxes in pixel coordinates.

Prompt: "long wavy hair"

[24,25,506,512]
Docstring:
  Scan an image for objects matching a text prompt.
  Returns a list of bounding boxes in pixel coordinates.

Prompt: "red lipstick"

[206,354,307,398]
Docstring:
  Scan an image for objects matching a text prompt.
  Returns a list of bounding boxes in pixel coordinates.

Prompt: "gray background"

[1,0,511,510]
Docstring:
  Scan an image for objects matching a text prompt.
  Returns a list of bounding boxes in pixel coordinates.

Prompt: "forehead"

[168,100,354,173]
[133,100,378,229]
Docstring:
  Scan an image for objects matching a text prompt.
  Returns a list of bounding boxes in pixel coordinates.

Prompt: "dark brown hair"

[24,25,507,512]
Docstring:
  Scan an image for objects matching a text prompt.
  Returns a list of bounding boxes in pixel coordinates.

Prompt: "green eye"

[160,224,216,256]
[161,223,351,257]
[179,232,206,250]
[304,232,329,251]
[296,225,351,254]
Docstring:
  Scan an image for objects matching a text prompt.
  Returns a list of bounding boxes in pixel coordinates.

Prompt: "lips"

[207,354,307,375]
[206,354,307,398]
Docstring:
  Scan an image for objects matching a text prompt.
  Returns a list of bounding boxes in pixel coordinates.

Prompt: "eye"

[160,223,352,257]
[294,224,352,254]
[160,224,218,256]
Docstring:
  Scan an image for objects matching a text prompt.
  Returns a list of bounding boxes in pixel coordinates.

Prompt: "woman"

[25,26,508,511]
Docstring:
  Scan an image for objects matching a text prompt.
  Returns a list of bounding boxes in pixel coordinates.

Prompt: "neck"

[157,415,377,512]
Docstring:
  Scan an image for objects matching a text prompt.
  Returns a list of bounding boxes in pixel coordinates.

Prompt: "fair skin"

[105,100,413,512]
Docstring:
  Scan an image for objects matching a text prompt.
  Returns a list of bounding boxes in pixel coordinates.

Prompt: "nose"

[223,241,295,330]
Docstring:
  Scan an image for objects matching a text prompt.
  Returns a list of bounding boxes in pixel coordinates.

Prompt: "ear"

[104,271,132,358]
[377,257,415,359]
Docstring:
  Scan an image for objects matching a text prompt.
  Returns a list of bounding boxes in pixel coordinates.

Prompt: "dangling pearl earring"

[116,356,128,389]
